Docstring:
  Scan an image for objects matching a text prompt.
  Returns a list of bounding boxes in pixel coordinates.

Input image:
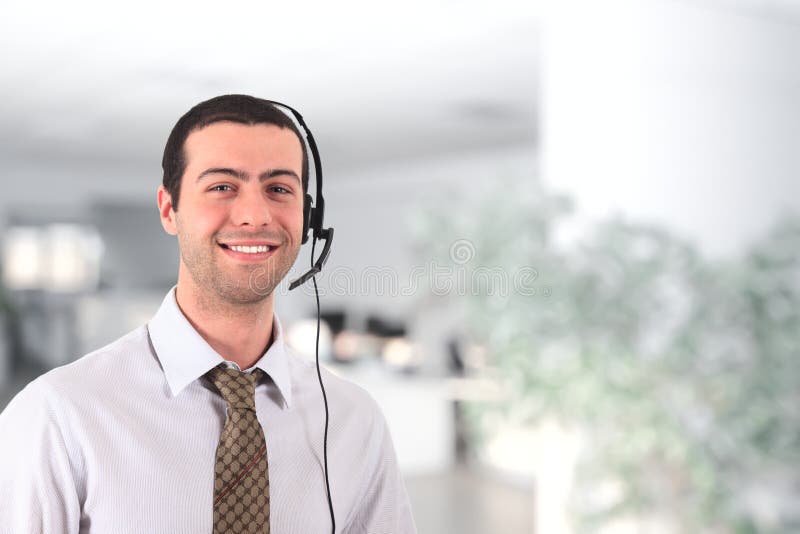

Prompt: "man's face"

[158,121,305,305]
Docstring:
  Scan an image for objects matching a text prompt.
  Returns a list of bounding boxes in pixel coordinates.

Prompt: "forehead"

[183,121,303,169]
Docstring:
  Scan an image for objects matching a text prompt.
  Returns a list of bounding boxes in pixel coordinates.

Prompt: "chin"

[214,280,275,305]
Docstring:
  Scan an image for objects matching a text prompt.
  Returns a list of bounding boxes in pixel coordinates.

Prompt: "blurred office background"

[2,0,800,532]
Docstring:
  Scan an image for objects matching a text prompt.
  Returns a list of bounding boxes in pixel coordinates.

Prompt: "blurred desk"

[329,361,455,476]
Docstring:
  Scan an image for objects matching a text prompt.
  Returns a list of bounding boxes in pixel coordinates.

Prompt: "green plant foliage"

[416,181,800,533]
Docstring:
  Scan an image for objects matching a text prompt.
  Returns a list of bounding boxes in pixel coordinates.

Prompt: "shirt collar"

[147,287,293,409]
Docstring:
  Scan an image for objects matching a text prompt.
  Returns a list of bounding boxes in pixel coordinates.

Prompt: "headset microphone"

[267,100,336,534]
[288,225,333,290]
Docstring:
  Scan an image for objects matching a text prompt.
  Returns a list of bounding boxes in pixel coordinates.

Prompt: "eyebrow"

[196,167,301,184]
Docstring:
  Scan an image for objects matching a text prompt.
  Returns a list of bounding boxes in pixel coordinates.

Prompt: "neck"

[174,276,275,370]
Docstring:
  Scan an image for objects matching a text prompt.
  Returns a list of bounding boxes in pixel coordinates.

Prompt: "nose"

[230,189,273,227]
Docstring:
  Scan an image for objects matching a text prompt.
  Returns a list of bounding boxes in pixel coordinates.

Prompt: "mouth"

[218,242,278,262]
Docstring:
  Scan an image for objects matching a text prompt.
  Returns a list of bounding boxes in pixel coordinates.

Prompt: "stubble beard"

[177,225,300,306]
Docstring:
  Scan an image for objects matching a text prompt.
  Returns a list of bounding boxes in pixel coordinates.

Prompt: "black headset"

[266,100,336,533]
[263,100,335,291]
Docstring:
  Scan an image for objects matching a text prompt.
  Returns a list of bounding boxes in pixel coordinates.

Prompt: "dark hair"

[161,94,308,212]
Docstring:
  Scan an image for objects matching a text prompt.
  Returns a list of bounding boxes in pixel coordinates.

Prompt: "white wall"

[542,0,800,258]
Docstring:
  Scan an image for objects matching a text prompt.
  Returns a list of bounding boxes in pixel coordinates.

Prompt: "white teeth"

[228,245,272,253]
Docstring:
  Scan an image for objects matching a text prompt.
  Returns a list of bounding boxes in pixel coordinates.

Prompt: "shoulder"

[46,325,153,390]
[284,348,384,421]
[2,325,156,418]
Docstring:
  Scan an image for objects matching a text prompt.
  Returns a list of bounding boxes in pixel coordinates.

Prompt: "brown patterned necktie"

[206,364,270,533]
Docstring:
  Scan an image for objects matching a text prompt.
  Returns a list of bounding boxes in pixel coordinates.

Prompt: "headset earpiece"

[302,193,313,244]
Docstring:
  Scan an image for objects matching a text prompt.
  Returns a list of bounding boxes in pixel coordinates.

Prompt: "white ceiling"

[700,0,800,21]
[0,0,540,204]
[2,0,798,208]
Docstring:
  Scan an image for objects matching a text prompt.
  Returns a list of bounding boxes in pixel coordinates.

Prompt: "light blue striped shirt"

[0,288,416,533]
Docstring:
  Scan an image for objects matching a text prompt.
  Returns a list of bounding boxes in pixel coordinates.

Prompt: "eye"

[209,184,234,192]
[269,185,292,195]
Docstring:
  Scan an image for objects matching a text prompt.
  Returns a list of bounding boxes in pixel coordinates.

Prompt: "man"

[0,95,417,533]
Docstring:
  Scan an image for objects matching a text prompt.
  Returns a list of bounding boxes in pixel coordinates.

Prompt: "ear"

[157,185,178,236]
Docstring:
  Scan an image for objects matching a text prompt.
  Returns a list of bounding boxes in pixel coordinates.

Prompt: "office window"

[2,224,103,292]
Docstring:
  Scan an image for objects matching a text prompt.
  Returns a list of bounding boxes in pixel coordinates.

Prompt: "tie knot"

[206,364,264,411]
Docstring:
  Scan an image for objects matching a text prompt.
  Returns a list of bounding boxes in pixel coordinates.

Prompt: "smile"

[225,244,273,253]
[218,243,278,261]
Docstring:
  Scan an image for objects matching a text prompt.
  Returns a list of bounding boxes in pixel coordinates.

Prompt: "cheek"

[295,206,308,240]
[177,206,227,238]
[276,204,305,238]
